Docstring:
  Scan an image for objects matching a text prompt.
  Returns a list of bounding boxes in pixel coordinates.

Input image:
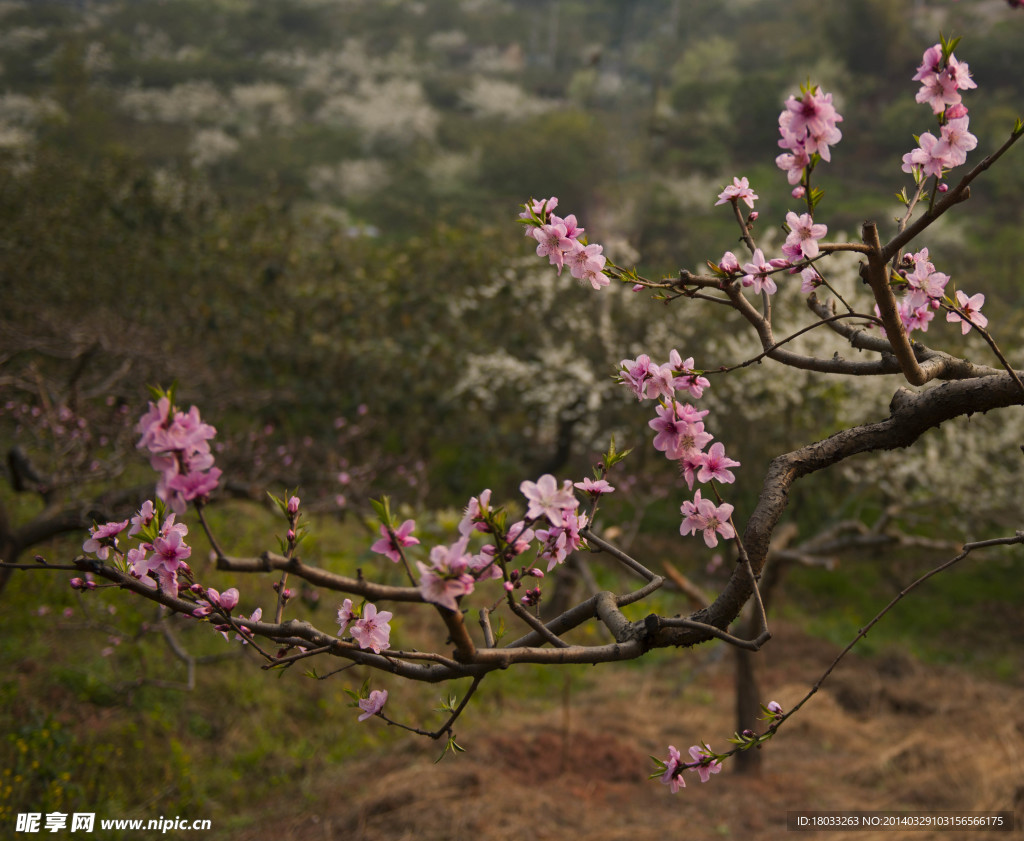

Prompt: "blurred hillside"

[2,0,1023,518]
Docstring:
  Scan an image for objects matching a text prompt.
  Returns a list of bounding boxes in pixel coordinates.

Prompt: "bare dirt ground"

[237,623,1023,841]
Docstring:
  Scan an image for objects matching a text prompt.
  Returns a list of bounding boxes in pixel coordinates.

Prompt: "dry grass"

[229,623,1024,841]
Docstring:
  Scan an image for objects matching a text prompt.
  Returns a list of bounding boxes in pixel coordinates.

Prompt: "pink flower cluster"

[619,349,710,403]
[879,248,987,337]
[127,510,192,595]
[368,481,597,613]
[775,86,843,184]
[81,499,193,595]
[136,397,222,514]
[522,475,589,571]
[715,202,825,298]
[902,44,978,180]
[660,744,723,793]
[619,351,739,547]
[520,197,609,290]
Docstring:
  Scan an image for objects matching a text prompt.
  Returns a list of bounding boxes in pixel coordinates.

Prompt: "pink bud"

[287,496,300,515]
[937,182,948,193]
[218,588,239,610]
[748,211,759,222]
[791,186,806,199]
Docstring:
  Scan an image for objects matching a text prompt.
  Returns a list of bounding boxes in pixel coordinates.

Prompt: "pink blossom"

[643,363,677,402]
[619,354,653,400]
[782,89,842,146]
[167,467,222,503]
[417,537,476,610]
[458,490,492,537]
[800,267,821,293]
[83,520,129,559]
[128,500,155,536]
[915,70,961,114]
[661,745,686,793]
[688,745,723,783]
[193,587,239,617]
[912,44,944,83]
[557,213,584,239]
[904,261,949,302]
[574,477,615,495]
[370,519,421,563]
[898,299,935,333]
[357,689,388,722]
[533,221,573,274]
[235,606,261,643]
[740,249,778,295]
[520,196,558,224]
[715,176,758,208]
[945,54,976,93]
[935,116,977,167]
[679,450,704,491]
[350,602,393,653]
[565,241,606,283]
[535,509,588,570]
[775,146,811,185]
[784,211,827,260]
[668,351,710,399]
[680,491,735,548]
[697,442,741,484]
[649,402,713,460]
[777,87,843,165]
[946,290,988,334]
[337,598,356,636]
[718,252,740,274]
[520,474,578,527]
[502,520,535,558]
[902,132,949,179]
[131,517,191,594]
[417,563,474,611]
[680,489,709,538]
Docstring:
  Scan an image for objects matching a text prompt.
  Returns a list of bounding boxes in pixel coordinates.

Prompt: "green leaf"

[370,496,393,527]
[434,735,466,763]
[939,33,961,62]
[603,435,632,470]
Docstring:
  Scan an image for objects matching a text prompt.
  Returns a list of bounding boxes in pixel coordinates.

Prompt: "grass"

[1,486,1020,838]
[777,542,1024,678]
